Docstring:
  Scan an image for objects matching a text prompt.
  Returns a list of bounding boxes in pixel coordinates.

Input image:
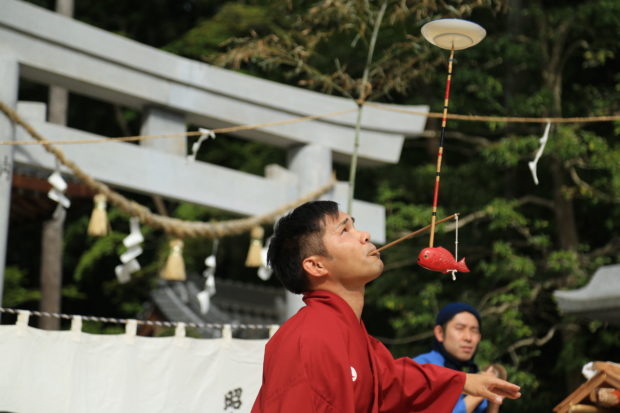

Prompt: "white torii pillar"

[140,106,187,156]
[140,106,187,216]
[0,54,19,307]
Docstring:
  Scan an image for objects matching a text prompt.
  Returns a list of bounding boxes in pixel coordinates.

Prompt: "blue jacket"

[413,350,488,413]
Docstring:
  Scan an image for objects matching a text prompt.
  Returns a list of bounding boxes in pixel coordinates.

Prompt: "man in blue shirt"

[413,303,503,413]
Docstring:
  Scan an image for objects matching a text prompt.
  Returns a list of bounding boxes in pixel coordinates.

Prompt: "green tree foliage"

[2,266,40,308]
[170,0,505,101]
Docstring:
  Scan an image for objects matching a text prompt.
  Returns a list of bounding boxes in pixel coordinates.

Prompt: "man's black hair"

[267,200,339,294]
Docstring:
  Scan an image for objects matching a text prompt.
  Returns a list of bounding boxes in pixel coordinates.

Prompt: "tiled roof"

[554,264,620,325]
[151,274,286,338]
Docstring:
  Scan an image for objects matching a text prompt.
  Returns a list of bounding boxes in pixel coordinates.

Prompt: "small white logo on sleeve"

[350,366,358,382]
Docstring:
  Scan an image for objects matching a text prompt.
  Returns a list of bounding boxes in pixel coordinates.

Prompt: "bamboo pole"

[370,213,458,255]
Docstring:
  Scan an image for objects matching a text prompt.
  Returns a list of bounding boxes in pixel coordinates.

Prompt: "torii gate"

[0,0,428,316]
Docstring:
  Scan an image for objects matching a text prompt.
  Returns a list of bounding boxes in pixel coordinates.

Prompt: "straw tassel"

[87,194,110,237]
[245,226,264,267]
[161,239,186,281]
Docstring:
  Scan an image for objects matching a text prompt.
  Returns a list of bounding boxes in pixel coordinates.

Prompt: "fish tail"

[457,258,470,273]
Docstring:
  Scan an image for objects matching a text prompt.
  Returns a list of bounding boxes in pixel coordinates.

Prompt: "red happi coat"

[252,290,465,412]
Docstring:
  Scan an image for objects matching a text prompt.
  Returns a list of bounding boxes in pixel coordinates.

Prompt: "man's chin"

[368,265,384,281]
[359,266,381,283]
[373,260,384,274]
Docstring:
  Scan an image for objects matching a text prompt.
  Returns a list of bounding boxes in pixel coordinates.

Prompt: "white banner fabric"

[0,321,266,413]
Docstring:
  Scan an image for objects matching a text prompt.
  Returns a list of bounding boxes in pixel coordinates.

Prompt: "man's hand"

[463,373,521,405]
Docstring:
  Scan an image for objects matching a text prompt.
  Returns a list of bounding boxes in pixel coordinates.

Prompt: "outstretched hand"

[463,373,522,405]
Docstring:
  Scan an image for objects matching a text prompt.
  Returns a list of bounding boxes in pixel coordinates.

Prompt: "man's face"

[319,211,384,287]
[436,311,481,362]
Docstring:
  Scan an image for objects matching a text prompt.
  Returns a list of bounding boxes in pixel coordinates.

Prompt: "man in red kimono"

[252,201,521,412]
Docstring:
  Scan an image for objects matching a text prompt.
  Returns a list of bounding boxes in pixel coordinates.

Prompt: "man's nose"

[361,231,371,243]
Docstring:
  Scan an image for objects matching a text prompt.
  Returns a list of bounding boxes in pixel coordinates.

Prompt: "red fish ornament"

[418,246,469,274]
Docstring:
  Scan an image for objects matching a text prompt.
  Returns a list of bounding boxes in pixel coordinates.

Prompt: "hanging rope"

[365,102,620,124]
[0,101,336,238]
[0,101,357,146]
[0,307,276,330]
[448,213,460,282]
[1,101,619,147]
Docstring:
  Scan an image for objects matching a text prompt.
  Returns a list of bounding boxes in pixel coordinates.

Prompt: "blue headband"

[435,302,481,328]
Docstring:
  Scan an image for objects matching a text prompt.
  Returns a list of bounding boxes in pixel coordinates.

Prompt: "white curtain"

[0,312,267,413]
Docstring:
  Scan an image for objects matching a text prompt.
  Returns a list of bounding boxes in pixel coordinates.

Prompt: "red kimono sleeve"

[369,337,466,413]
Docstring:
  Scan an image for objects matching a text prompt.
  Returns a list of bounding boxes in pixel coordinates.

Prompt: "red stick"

[429,45,455,248]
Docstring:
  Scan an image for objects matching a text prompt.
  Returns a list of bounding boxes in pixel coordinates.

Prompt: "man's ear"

[302,255,328,279]
[433,325,445,343]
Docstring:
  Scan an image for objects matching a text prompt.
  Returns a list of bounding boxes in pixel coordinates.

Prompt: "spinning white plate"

[421,19,486,50]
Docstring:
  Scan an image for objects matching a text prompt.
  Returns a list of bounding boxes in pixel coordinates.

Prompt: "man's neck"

[340,288,365,321]
[313,283,365,320]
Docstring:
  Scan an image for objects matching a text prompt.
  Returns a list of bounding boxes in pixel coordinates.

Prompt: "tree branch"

[515,195,555,210]
[568,165,620,203]
[506,325,557,366]
[442,195,553,233]
[479,284,517,309]
[443,209,488,232]
[480,302,515,317]
[586,237,620,260]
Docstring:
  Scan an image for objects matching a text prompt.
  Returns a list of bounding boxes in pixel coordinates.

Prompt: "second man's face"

[438,311,481,362]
